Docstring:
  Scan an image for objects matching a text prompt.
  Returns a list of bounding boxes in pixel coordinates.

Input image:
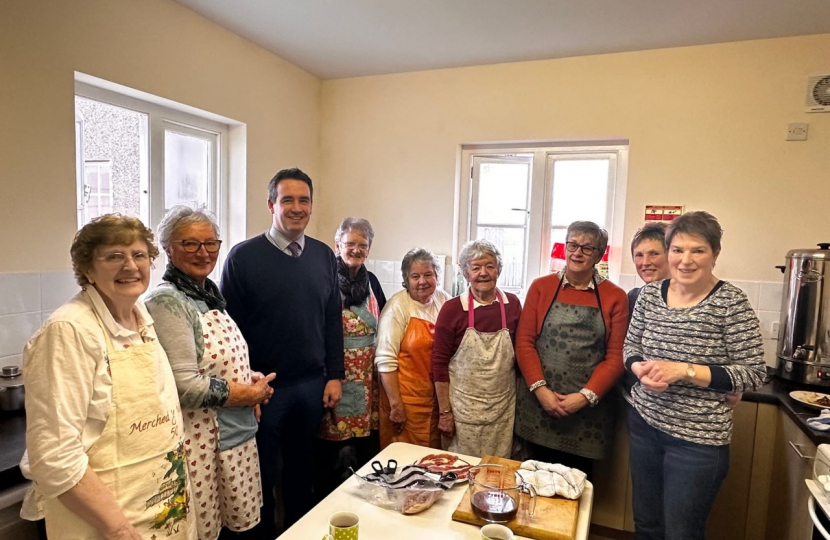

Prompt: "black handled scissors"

[370,459,398,475]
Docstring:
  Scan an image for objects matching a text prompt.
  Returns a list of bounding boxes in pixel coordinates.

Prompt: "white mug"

[481,523,514,540]
[322,511,359,540]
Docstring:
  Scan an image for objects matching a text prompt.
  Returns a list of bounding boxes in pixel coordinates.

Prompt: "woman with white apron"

[432,240,522,458]
[20,215,195,540]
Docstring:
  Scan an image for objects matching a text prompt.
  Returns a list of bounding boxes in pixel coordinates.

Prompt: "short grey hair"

[401,248,442,287]
[566,221,608,259]
[334,217,375,246]
[458,239,502,278]
[156,205,220,251]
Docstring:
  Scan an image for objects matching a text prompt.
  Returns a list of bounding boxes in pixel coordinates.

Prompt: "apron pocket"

[334,380,367,417]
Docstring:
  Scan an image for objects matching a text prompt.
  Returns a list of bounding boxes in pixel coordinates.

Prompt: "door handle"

[789,441,815,461]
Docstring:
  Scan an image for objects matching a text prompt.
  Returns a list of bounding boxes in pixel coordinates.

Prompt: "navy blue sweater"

[220,234,345,387]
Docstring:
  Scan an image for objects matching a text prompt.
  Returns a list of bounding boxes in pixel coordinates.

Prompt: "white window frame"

[456,143,629,295]
[74,80,231,284]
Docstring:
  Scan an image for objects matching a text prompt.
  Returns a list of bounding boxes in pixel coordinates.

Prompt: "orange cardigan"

[516,273,629,399]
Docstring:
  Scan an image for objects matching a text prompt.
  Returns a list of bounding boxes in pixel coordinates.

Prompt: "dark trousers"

[314,432,380,502]
[628,406,729,540]
[521,440,595,480]
[247,377,325,540]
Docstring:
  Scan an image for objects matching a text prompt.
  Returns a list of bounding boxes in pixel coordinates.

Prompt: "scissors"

[370,459,398,475]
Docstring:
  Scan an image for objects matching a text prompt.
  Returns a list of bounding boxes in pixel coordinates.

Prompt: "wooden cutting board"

[451,455,579,540]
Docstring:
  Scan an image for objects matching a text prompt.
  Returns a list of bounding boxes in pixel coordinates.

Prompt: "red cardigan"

[515,273,629,399]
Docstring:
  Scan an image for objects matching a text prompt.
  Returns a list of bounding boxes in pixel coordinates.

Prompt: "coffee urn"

[777,243,830,387]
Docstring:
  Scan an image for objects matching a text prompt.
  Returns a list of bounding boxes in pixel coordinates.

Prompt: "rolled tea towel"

[517,460,587,500]
[807,409,830,431]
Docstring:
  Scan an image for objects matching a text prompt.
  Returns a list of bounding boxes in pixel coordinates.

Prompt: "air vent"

[805,73,830,113]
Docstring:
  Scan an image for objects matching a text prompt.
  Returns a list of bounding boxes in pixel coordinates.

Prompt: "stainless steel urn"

[777,243,830,387]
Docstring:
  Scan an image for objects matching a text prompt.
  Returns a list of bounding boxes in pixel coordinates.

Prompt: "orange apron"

[379,318,441,449]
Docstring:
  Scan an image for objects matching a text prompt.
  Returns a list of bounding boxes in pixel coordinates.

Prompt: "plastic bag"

[351,465,450,514]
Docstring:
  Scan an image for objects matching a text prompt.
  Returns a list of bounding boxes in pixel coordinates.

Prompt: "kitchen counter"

[744,376,830,446]
[0,412,25,489]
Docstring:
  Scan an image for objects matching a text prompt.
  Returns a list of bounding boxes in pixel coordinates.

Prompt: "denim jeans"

[627,405,729,540]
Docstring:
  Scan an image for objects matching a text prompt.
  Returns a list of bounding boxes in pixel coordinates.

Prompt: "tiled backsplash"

[0,268,786,369]
[0,271,80,368]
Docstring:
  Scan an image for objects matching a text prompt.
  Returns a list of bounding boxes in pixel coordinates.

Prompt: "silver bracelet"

[579,388,599,407]
[529,380,548,392]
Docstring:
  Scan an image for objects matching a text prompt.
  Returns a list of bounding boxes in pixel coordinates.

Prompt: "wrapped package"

[351,465,452,514]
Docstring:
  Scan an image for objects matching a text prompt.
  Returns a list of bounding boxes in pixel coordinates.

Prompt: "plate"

[790,390,830,409]
[416,453,472,486]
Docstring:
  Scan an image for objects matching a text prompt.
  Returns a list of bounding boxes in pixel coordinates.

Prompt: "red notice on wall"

[645,205,683,222]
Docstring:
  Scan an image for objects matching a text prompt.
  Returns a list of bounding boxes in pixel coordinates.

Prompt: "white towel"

[807,409,830,431]
[517,460,586,500]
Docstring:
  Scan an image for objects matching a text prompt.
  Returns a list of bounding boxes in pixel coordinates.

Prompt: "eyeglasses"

[95,252,152,267]
[565,241,598,256]
[340,241,369,252]
[175,240,223,253]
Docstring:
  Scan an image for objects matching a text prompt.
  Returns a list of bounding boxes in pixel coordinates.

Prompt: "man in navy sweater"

[220,168,344,538]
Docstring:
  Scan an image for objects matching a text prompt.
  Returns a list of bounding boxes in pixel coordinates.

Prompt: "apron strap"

[466,289,508,329]
[550,274,607,339]
[90,304,117,355]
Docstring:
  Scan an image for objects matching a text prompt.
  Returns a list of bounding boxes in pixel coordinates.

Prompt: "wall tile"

[41,311,54,323]
[756,310,781,340]
[0,273,40,316]
[363,259,376,273]
[376,261,395,284]
[617,274,636,292]
[0,313,42,358]
[0,354,23,369]
[731,281,760,310]
[40,271,79,311]
[393,282,404,294]
[380,282,395,300]
[762,339,779,369]
[759,281,784,312]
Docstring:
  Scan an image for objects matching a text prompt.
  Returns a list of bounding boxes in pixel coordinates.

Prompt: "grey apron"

[514,275,614,460]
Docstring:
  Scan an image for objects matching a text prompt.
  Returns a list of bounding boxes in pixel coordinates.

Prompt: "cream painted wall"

[0,0,321,273]
[319,34,830,283]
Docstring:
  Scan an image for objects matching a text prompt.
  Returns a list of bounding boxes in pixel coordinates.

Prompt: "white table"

[277,442,593,540]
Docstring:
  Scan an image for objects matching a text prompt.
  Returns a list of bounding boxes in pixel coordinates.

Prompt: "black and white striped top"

[624,280,765,446]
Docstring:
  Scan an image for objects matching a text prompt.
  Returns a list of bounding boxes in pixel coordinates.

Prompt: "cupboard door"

[766,409,817,540]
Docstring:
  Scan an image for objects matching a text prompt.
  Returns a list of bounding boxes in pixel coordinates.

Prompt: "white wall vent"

[805,74,830,113]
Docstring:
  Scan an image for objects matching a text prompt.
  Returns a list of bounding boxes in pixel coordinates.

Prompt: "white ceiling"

[173,0,830,80]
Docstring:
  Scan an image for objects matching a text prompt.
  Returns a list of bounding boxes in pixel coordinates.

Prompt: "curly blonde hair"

[71,214,159,286]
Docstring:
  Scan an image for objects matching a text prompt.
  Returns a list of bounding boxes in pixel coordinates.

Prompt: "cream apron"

[447,290,516,458]
[43,310,194,540]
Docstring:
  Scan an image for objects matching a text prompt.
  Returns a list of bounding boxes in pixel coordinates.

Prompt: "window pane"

[476,227,525,290]
[477,161,529,226]
[165,131,211,209]
[75,97,146,225]
[550,159,609,227]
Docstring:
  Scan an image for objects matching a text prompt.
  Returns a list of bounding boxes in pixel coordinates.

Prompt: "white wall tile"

[0,354,23,369]
[376,261,395,284]
[363,259,376,273]
[381,282,395,300]
[41,311,54,323]
[393,282,404,294]
[0,312,42,358]
[756,310,781,340]
[617,273,636,292]
[40,271,79,311]
[762,339,779,369]
[759,281,784,312]
[0,273,41,316]
[731,281,760,310]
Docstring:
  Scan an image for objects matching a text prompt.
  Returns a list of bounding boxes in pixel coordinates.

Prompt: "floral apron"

[447,290,516,458]
[43,310,194,540]
[185,309,262,539]
[319,291,380,440]
[379,318,441,449]
[514,277,614,460]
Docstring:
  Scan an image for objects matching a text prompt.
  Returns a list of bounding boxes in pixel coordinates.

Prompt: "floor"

[588,525,635,540]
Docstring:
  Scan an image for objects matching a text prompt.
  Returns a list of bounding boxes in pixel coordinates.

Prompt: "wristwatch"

[684,363,696,381]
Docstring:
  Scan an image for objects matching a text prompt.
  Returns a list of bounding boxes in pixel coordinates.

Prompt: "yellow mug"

[481,523,514,540]
[322,511,359,540]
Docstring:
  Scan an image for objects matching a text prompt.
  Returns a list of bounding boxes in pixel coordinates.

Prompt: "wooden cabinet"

[765,408,817,540]
[589,401,781,540]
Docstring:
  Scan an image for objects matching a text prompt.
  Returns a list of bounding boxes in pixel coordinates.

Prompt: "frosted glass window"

[477,162,530,226]
[165,131,211,209]
[550,159,609,227]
